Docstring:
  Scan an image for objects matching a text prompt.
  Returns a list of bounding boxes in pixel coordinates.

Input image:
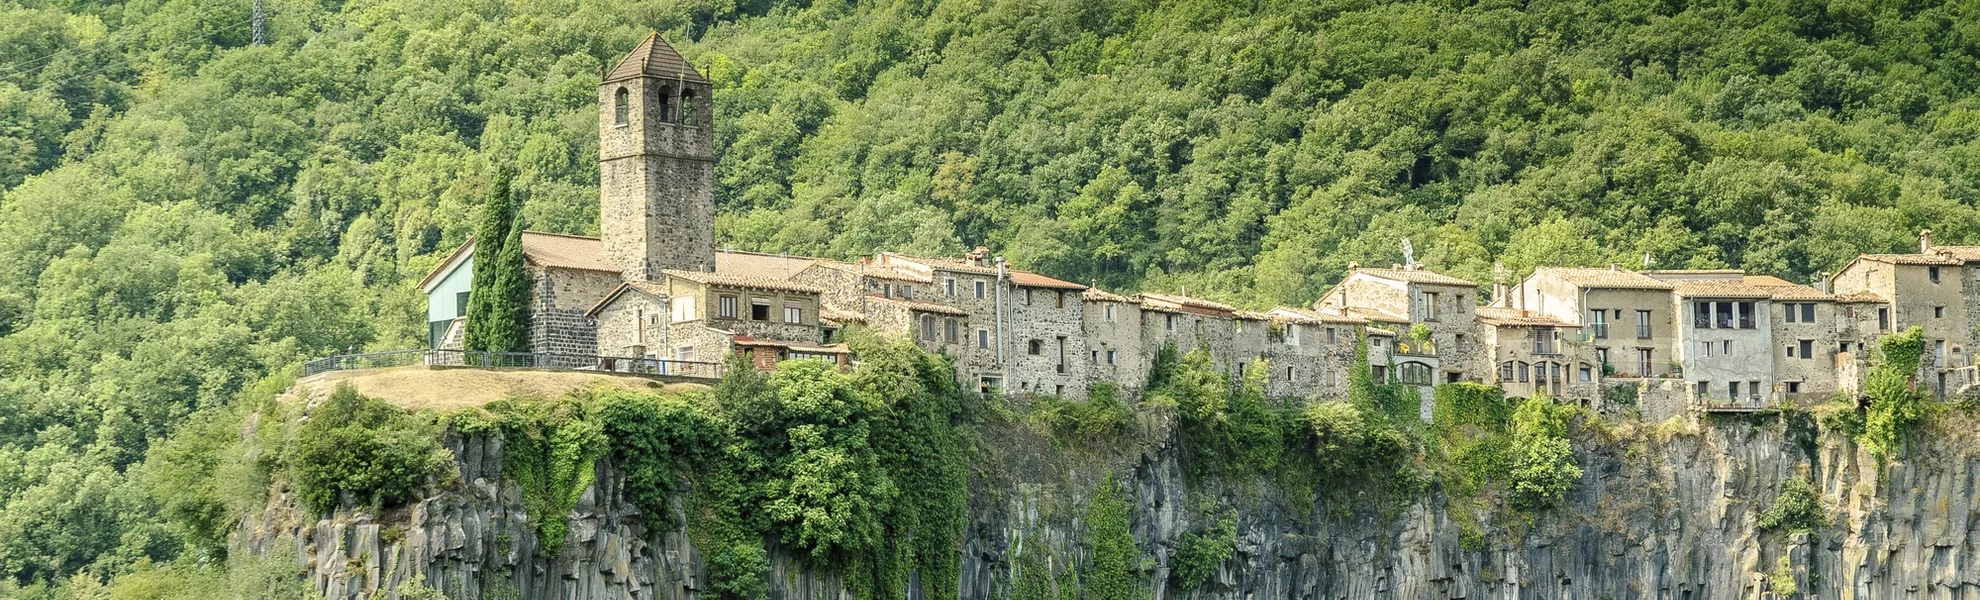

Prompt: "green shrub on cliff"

[1153,348,1289,479]
[1082,481,1143,600]
[1507,396,1582,510]
[287,385,453,515]
[1757,478,1827,534]
[1861,327,1927,460]
[1170,513,1235,591]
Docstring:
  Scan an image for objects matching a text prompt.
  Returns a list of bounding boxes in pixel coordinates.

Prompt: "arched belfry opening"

[613,87,629,126]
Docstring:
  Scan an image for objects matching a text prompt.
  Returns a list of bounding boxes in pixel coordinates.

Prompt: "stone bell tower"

[599,32,716,281]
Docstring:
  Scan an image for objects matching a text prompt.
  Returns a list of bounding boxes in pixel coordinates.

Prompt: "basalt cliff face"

[236,408,1980,600]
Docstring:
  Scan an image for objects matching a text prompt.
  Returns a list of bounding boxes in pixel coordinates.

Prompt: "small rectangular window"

[1106,350,1117,364]
[784,305,803,324]
[975,281,986,298]
[946,279,956,296]
[1930,266,1941,282]
[977,329,989,349]
[1637,310,1653,338]
[946,318,959,343]
[1935,306,1946,318]
[1785,303,1798,323]
[1056,291,1065,308]
[1799,339,1814,358]
[1786,381,1801,393]
[751,300,771,321]
[1801,303,1814,323]
[719,295,739,319]
[1722,340,1732,355]
[456,291,470,318]
[1105,304,1115,321]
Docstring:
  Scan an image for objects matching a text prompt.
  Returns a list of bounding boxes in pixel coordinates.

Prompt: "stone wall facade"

[593,291,669,358]
[529,268,619,356]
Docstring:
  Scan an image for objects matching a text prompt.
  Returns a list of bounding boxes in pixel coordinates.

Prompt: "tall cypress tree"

[464,169,531,354]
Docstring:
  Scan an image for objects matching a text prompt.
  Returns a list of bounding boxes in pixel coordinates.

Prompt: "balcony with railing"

[1393,339,1437,357]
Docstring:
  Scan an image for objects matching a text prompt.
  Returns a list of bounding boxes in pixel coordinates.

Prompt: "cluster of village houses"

[417,34,1979,413]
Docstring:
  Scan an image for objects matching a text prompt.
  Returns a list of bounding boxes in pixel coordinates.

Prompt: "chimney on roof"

[1348,261,1359,270]
[1610,264,1620,272]
[1816,272,1828,294]
[966,245,993,267]
[1391,264,1402,270]
[1920,229,1934,254]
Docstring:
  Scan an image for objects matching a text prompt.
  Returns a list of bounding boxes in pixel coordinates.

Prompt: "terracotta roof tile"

[865,295,969,316]
[1269,307,1367,325]
[1834,291,1887,304]
[605,32,707,84]
[1474,306,1578,327]
[821,308,865,324]
[1858,253,1962,266]
[1535,267,1675,290]
[1136,293,1238,316]
[520,232,619,273]
[1082,289,1134,303]
[1671,280,1777,299]
[1935,246,1980,263]
[662,269,823,295]
[882,254,1087,290]
[715,251,818,281]
[1351,267,1478,287]
[584,281,670,318]
[1739,276,1832,301]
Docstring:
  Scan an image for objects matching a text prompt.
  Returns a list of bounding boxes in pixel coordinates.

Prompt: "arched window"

[658,89,673,123]
[613,87,629,126]
[1397,361,1434,385]
[681,89,697,126]
[1499,361,1514,382]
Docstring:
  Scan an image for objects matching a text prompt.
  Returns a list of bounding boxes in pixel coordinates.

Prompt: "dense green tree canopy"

[4,0,1980,593]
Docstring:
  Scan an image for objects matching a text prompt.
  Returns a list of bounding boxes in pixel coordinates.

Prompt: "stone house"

[1267,307,1377,399]
[863,295,972,358]
[1667,280,1777,408]
[1313,266,1479,385]
[418,232,624,358]
[1081,289,1148,393]
[1508,267,1678,379]
[1475,306,1597,401]
[1828,231,1972,397]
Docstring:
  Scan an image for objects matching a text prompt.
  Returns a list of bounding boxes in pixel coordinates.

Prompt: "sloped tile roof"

[1671,280,1778,299]
[1475,306,1578,327]
[1935,246,1980,263]
[1536,267,1675,290]
[1739,276,1833,301]
[820,308,865,324]
[521,232,619,273]
[884,254,1088,290]
[585,280,670,318]
[1834,291,1887,304]
[715,251,818,281]
[1858,253,1962,266]
[1352,267,1478,287]
[1082,288,1134,303]
[662,269,823,294]
[605,32,707,84]
[865,295,969,316]
[1269,307,1367,325]
[1136,293,1238,317]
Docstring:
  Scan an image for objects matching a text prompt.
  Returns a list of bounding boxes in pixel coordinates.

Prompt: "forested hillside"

[3,0,1980,595]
